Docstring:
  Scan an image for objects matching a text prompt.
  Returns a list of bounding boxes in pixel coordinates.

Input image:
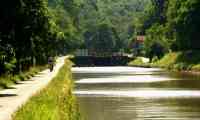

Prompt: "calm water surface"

[72,67,200,120]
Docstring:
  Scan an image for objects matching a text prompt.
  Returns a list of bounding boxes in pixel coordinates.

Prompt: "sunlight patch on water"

[75,75,177,84]
[74,90,200,98]
[72,67,161,74]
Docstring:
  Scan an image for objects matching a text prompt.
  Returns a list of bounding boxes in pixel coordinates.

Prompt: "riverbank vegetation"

[154,51,200,71]
[0,66,46,89]
[129,0,200,72]
[129,51,200,72]
[12,59,81,120]
[0,0,82,88]
[128,57,151,68]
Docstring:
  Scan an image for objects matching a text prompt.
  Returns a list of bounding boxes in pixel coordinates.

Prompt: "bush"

[153,52,180,68]
[191,64,200,71]
[152,56,159,63]
[128,57,143,66]
[128,57,151,67]
[0,66,46,89]
[11,75,21,84]
[173,63,188,71]
[0,75,13,89]
[152,51,200,71]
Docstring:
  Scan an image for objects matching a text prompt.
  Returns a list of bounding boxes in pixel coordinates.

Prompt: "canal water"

[72,67,200,120]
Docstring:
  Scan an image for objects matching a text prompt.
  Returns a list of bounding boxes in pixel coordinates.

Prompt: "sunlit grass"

[128,57,151,68]
[153,52,180,69]
[154,51,200,71]
[12,59,81,120]
[191,64,200,71]
[129,51,200,72]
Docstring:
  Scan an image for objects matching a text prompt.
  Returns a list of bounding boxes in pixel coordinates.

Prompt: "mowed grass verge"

[12,59,81,120]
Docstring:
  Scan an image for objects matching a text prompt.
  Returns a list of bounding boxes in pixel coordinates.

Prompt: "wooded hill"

[78,0,150,51]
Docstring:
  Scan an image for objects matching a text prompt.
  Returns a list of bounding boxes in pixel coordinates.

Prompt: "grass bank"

[12,59,81,120]
[128,51,200,72]
[128,57,151,68]
[0,66,46,89]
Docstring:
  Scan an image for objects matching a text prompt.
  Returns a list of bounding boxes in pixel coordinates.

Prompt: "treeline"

[78,0,150,52]
[0,0,81,75]
[136,0,200,59]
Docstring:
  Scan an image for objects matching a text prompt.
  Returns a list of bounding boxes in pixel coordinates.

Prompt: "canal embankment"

[12,58,81,120]
[129,51,200,74]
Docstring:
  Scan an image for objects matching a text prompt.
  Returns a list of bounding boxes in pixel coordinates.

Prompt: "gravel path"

[0,56,66,120]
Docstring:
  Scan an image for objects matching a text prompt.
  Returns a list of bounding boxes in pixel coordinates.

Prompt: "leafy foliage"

[0,0,82,75]
[2,0,200,75]
[140,0,200,59]
[79,0,150,51]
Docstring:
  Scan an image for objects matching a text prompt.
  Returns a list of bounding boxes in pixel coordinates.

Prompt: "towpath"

[0,56,66,120]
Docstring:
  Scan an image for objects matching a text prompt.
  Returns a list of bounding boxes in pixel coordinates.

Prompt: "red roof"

[136,36,145,43]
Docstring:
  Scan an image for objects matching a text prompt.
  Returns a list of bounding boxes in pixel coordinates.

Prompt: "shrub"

[191,64,200,71]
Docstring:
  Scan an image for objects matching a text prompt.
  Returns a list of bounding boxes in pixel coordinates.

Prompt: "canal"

[72,67,200,120]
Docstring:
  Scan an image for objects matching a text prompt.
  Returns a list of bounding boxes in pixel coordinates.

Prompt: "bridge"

[70,49,134,66]
[70,56,133,66]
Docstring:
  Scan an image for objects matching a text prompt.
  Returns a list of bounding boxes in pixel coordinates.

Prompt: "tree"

[79,0,150,51]
[141,0,200,60]
[0,0,66,74]
[84,23,116,51]
[167,0,200,50]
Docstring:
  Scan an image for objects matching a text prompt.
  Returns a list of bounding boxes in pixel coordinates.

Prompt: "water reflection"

[75,75,178,84]
[73,67,200,120]
[75,89,200,98]
[78,97,200,120]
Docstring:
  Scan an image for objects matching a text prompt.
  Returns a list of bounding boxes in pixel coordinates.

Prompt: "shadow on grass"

[15,82,25,85]
[0,94,17,97]
[5,86,16,89]
[176,51,200,64]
